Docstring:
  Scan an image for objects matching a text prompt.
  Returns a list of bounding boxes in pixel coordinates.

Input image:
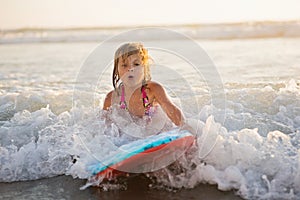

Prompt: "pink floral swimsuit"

[119,84,155,118]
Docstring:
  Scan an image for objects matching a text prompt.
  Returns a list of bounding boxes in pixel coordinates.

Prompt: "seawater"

[0,37,300,200]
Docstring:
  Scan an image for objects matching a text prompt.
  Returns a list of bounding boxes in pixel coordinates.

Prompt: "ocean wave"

[0,79,299,199]
[1,21,300,44]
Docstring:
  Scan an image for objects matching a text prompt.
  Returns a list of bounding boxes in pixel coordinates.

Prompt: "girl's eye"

[134,63,140,66]
[122,64,127,67]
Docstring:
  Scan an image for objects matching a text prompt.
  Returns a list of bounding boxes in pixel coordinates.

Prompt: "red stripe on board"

[95,135,195,179]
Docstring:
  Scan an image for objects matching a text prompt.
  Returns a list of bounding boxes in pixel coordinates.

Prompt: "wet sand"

[0,175,244,200]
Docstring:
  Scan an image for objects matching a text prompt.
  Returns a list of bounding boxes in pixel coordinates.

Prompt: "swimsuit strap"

[141,85,152,116]
[119,84,127,110]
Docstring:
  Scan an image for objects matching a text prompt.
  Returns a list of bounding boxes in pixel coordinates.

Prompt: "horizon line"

[1,19,300,32]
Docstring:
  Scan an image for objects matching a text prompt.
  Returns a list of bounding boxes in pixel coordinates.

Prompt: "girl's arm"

[150,82,185,126]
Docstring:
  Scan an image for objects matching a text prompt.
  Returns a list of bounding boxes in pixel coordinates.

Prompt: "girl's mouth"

[128,75,134,79]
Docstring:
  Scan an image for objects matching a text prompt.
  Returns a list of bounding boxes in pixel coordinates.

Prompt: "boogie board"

[87,129,195,182]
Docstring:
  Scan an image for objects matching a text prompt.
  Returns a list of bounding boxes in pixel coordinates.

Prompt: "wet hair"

[112,42,151,90]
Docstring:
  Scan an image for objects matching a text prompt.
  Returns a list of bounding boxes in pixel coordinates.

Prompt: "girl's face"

[118,53,144,88]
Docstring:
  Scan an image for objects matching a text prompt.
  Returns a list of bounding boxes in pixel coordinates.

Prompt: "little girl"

[103,42,187,134]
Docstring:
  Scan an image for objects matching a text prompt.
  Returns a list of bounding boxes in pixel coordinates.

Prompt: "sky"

[0,0,299,29]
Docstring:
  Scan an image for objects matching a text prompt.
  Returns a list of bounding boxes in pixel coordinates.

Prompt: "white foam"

[0,90,299,199]
[152,116,299,199]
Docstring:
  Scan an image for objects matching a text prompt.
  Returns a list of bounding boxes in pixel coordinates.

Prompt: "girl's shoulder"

[145,81,167,99]
[104,89,119,103]
[146,81,164,90]
[103,90,114,110]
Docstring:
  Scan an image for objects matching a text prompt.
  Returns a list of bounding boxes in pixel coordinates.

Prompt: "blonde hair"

[112,42,151,89]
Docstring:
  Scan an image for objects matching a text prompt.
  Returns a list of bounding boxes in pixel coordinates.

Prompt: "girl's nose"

[128,66,134,72]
